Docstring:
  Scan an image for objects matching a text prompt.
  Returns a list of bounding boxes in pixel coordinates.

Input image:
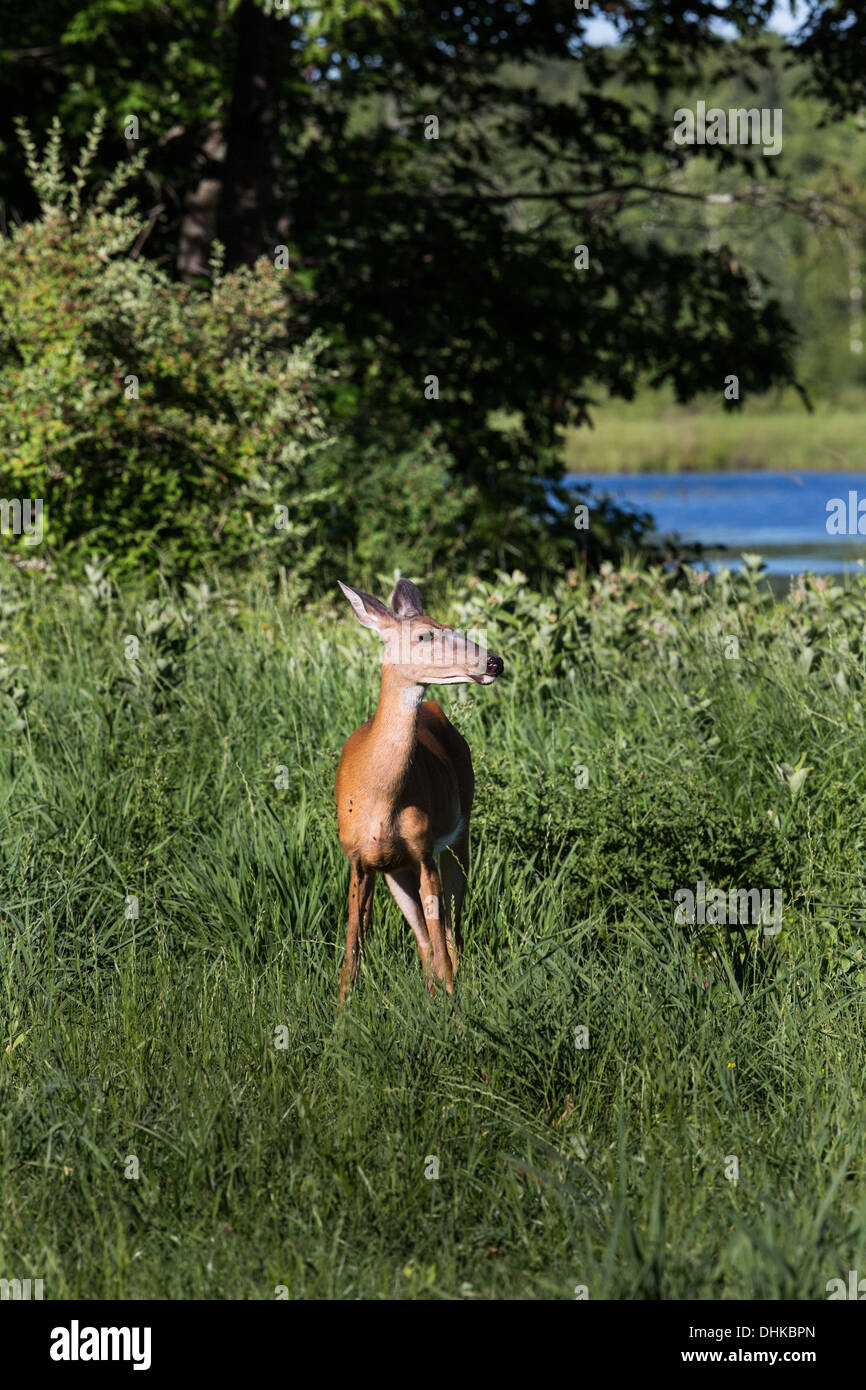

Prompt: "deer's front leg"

[339,864,375,1004]
[419,859,454,995]
[384,869,433,990]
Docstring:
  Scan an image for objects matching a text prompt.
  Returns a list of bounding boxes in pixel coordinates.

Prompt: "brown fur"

[333,580,502,1001]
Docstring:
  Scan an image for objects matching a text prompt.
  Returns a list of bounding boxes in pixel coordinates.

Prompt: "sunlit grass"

[0,570,865,1298]
[561,404,866,474]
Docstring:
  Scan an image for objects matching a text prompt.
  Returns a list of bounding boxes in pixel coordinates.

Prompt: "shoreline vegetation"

[561,404,866,475]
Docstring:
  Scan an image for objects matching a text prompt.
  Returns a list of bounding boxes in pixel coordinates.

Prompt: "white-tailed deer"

[334,578,504,1002]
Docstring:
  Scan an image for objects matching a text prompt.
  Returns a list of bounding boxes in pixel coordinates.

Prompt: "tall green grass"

[561,405,866,474]
[1,566,865,1299]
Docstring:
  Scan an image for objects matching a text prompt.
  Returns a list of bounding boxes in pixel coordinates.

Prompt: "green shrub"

[0,115,334,581]
[0,119,668,593]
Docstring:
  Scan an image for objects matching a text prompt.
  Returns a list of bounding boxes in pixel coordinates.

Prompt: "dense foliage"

[0,117,667,582]
[0,118,335,578]
[2,3,863,582]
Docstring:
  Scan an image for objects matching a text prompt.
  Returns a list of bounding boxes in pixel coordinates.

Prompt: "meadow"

[1,559,865,1300]
[561,403,866,474]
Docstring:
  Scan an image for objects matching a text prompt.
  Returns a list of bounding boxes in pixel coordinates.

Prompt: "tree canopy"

[1,1,864,575]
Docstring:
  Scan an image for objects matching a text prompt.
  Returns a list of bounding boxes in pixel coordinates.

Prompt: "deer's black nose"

[486,654,504,676]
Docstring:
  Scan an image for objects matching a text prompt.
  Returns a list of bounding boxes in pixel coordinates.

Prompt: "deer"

[334,578,504,1003]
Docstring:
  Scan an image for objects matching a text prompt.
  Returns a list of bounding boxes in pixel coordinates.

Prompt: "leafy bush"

[0,115,334,581]
[0,119,670,592]
[452,558,866,692]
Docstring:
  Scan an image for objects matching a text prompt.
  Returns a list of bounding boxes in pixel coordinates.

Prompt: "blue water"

[567,471,866,575]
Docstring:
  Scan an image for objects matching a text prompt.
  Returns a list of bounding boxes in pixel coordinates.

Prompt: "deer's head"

[338,579,504,686]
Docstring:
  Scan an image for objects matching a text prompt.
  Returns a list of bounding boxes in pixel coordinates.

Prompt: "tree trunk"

[217,0,285,268]
[177,121,226,280]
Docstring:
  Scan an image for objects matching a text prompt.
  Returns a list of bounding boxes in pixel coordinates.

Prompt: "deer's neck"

[365,664,425,806]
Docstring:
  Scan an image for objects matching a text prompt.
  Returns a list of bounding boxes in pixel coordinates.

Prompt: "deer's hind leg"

[384,868,435,993]
[339,864,375,1004]
[440,823,469,976]
[419,858,454,994]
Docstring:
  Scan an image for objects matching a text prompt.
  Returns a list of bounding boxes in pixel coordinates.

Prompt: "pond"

[568,470,866,575]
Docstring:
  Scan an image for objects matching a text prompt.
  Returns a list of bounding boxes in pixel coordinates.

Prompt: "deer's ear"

[338,581,395,633]
[390,578,424,618]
